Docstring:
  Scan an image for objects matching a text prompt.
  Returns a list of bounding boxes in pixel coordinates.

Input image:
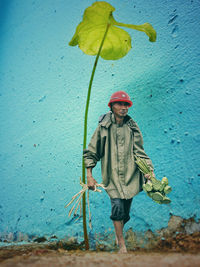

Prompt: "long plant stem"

[82,18,111,250]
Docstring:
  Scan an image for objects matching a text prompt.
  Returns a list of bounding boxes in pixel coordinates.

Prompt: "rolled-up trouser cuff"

[110,198,133,225]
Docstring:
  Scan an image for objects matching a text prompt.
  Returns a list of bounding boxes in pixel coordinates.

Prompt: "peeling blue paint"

[0,0,200,242]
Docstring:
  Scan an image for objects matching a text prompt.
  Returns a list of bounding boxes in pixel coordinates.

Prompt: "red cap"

[108,91,133,107]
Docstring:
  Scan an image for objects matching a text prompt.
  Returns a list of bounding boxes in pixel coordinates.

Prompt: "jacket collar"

[99,112,112,128]
[100,112,135,129]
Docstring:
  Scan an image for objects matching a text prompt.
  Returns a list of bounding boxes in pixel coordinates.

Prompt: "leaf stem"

[112,19,156,42]
[82,17,111,250]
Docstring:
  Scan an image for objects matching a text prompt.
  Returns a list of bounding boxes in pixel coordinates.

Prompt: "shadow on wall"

[0,0,12,40]
[0,0,13,74]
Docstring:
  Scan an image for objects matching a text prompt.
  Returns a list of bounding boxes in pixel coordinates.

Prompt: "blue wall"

[0,0,200,242]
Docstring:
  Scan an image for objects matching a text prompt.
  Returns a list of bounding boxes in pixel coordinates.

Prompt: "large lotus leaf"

[69,2,115,47]
[69,1,156,60]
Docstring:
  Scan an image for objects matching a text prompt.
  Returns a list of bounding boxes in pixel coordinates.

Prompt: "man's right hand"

[87,176,97,190]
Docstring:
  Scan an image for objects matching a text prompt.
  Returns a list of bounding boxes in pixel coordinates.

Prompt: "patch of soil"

[0,241,84,263]
[0,250,200,267]
[156,232,200,252]
[0,232,200,267]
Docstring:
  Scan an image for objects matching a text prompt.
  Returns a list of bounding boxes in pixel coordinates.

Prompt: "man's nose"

[122,104,128,109]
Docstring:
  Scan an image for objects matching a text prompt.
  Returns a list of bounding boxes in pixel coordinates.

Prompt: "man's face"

[112,101,129,118]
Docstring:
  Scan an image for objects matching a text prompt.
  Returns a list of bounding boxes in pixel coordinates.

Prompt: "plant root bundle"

[135,156,172,204]
[65,178,105,228]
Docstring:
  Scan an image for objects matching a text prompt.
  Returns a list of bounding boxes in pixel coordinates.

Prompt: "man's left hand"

[144,171,155,180]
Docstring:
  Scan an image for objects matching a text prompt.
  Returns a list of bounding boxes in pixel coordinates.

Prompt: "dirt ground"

[2,216,200,266]
[0,244,200,267]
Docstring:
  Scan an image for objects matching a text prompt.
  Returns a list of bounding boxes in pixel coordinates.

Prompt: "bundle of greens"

[135,156,172,204]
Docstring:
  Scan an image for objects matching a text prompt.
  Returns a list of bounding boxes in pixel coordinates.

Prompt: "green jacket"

[83,112,154,199]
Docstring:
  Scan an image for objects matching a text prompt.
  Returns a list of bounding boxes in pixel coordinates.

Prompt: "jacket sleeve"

[132,121,154,170]
[83,126,102,168]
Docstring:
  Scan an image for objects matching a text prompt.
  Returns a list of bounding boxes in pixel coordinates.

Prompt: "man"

[83,91,154,253]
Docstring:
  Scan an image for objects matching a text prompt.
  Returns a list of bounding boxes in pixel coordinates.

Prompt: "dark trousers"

[110,198,133,225]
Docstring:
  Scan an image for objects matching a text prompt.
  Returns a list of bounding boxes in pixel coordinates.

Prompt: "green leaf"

[69,1,156,60]
[151,192,164,201]
[164,185,172,195]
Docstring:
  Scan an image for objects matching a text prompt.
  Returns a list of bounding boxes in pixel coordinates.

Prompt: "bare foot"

[118,246,127,254]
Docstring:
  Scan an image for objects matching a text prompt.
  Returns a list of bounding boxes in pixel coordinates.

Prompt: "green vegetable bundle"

[135,156,172,204]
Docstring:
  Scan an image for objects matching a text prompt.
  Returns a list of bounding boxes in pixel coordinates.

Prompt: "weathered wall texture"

[0,0,200,245]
